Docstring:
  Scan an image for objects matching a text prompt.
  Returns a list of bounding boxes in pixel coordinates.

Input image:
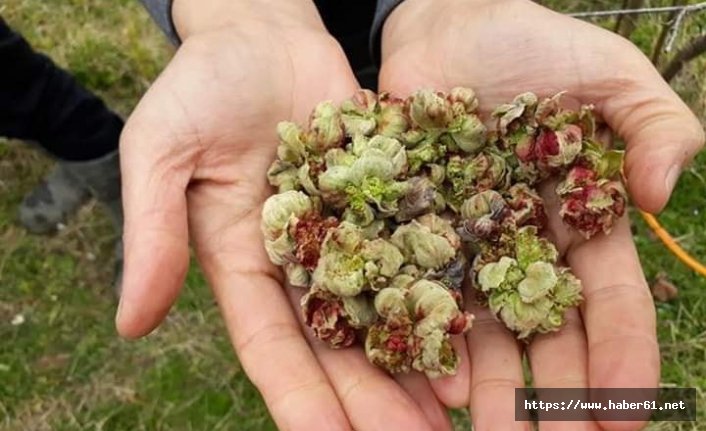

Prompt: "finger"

[200,211,351,431]
[527,309,600,431]
[567,217,659,431]
[465,295,530,431]
[395,373,454,431]
[116,122,193,338]
[428,334,471,408]
[285,288,438,431]
[599,67,704,213]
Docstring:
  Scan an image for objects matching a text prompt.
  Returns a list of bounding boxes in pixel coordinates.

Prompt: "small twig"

[571,2,706,55]
[651,0,688,65]
[569,2,706,18]
[665,7,688,52]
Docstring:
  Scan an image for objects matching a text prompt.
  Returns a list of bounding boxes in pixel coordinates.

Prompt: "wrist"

[172,0,325,40]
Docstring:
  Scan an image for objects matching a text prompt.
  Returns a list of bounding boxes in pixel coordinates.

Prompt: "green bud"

[359,219,386,240]
[297,163,320,195]
[401,129,427,147]
[350,149,396,182]
[264,231,296,266]
[450,114,487,154]
[362,239,405,288]
[308,101,344,152]
[417,213,460,246]
[342,294,378,328]
[355,135,408,177]
[515,226,559,269]
[493,92,538,135]
[409,89,453,130]
[409,280,465,330]
[324,147,355,168]
[389,273,417,291]
[495,291,553,339]
[399,264,422,278]
[517,261,557,302]
[374,287,410,320]
[267,160,299,192]
[581,139,624,178]
[378,94,409,137]
[460,190,506,220]
[318,165,351,193]
[407,139,446,173]
[313,223,367,296]
[553,268,583,308]
[322,221,363,254]
[341,89,379,137]
[285,263,310,288]
[276,121,307,164]
[313,249,366,297]
[534,92,564,125]
[448,87,479,113]
[408,279,472,377]
[412,329,458,378]
[342,203,376,227]
[478,236,582,339]
[340,90,410,139]
[261,191,313,240]
[477,256,517,291]
[390,215,459,270]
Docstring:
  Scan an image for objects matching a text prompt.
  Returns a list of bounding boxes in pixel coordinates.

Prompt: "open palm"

[379,0,704,429]
[117,18,460,431]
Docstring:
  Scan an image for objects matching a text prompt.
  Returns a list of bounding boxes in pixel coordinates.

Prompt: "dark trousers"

[0,17,122,162]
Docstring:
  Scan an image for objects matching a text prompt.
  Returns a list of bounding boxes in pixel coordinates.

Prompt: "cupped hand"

[380,0,704,429]
[116,2,455,430]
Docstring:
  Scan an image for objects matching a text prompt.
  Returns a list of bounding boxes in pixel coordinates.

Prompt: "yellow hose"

[640,210,706,278]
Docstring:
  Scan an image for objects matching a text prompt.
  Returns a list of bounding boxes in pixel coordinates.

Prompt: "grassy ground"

[0,0,704,430]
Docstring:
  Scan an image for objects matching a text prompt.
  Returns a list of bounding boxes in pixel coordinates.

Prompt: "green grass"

[0,0,705,430]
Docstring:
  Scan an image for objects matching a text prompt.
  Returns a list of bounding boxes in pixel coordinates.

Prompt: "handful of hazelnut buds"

[261,88,626,378]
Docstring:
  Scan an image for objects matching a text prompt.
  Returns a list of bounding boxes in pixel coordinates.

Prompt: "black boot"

[18,150,123,293]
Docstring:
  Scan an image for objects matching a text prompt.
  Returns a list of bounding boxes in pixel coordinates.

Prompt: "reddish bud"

[302,291,357,348]
[291,213,339,270]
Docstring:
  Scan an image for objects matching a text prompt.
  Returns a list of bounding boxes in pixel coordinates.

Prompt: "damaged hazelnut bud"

[476,226,581,338]
[261,87,626,373]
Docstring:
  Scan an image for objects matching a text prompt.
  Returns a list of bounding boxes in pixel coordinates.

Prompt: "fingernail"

[664,164,680,195]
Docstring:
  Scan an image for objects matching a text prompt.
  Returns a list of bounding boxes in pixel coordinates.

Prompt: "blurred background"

[0,0,704,430]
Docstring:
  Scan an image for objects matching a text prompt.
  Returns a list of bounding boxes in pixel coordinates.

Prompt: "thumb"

[603,78,704,214]
[115,121,193,338]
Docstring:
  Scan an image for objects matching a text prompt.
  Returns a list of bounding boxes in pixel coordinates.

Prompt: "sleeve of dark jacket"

[139,0,405,66]
[370,0,404,66]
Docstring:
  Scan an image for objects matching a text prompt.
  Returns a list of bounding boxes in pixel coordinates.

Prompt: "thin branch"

[571,2,706,55]
[661,32,706,81]
[665,7,688,52]
[651,0,688,65]
[569,2,706,18]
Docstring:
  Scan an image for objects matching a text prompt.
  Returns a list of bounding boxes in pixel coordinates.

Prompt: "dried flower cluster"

[261,88,626,377]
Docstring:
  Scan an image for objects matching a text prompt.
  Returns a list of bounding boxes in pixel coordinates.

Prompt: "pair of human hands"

[116,0,705,430]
